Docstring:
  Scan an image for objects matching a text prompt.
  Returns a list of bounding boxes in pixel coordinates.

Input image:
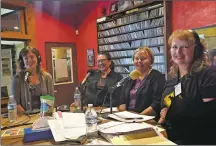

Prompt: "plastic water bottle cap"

[88,104,93,107]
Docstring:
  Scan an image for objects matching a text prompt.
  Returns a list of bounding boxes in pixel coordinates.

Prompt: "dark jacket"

[84,70,123,107]
[161,68,216,145]
[120,69,165,115]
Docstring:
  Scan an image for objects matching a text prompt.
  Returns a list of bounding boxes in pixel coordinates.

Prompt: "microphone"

[108,69,141,114]
[24,71,31,82]
[115,69,141,87]
[130,69,141,80]
[81,69,95,86]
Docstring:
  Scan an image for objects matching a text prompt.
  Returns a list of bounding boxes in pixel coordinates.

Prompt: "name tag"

[174,83,182,97]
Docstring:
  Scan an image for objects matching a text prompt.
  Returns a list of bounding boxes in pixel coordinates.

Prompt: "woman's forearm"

[158,117,166,124]
[141,106,156,116]
[17,104,25,113]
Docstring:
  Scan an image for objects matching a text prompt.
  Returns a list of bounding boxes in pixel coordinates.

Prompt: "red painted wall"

[35,10,77,70]
[35,1,216,83]
[76,1,113,82]
[172,1,216,30]
[76,0,216,82]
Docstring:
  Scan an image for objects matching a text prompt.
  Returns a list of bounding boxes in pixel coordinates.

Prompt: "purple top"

[128,79,142,110]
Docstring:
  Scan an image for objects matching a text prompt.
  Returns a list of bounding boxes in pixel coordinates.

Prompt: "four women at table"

[12,30,216,145]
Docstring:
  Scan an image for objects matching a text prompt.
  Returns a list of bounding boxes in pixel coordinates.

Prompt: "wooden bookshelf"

[96,1,172,78]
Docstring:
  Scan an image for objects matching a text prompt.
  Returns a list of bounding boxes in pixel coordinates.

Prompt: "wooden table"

[1,113,55,145]
[1,109,167,145]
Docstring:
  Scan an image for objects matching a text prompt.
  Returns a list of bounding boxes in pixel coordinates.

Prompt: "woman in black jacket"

[83,52,123,107]
[158,29,216,145]
[118,47,165,117]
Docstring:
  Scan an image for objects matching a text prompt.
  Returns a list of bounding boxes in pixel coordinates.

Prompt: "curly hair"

[98,52,115,71]
[168,29,207,77]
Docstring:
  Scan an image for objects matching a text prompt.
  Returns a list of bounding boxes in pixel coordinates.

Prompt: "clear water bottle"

[85,104,98,142]
[74,87,81,110]
[8,95,17,122]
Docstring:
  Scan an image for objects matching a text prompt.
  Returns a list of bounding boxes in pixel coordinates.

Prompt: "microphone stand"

[108,86,115,114]
[108,77,126,114]
[78,83,87,113]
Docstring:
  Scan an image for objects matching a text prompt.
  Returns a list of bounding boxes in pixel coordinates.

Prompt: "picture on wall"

[193,24,216,68]
[87,49,95,67]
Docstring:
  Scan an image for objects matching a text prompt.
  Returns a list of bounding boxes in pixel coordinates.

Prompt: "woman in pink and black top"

[118,47,165,118]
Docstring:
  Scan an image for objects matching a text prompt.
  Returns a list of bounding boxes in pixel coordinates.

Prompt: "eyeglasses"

[97,59,108,63]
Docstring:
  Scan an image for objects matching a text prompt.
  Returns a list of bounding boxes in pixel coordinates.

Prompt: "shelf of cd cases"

[98,24,164,39]
[97,1,172,77]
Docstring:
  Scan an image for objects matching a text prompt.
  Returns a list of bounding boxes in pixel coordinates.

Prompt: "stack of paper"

[108,111,155,122]
[98,121,176,145]
[98,121,153,135]
[48,112,86,142]
[96,107,119,114]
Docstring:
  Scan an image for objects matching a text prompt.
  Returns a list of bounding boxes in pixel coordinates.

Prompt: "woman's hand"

[160,107,168,119]
[17,105,25,113]
[158,108,168,124]
[118,104,126,111]
[70,102,75,107]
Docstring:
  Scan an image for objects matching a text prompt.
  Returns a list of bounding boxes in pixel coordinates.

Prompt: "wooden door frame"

[45,42,78,85]
[45,42,78,106]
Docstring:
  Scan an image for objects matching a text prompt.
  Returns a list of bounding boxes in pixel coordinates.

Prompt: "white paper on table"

[97,121,124,130]
[48,120,66,142]
[62,112,86,138]
[48,113,87,142]
[96,107,119,113]
[98,122,153,135]
[114,111,144,119]
[108,111,155,123]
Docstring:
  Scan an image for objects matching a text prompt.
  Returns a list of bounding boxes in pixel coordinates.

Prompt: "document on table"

[98,121,153,135]
[96,107,119,113]
[48,112,86,142]
[108,111,155,123]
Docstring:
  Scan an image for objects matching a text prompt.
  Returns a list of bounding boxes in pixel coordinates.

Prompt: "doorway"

[1,40,26,96]
[45,42,78,106]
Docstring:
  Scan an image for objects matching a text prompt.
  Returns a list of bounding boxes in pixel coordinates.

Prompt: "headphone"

[188,29,204,62]
[176,30,204,81]
[18,47,41,70]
